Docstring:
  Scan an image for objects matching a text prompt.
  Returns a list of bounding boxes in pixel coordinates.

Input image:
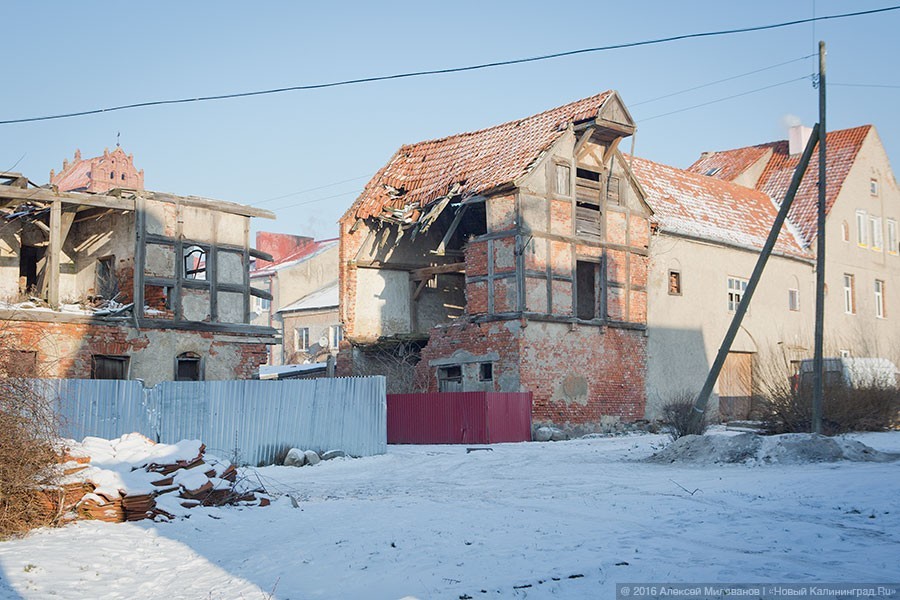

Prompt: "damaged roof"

[347,91,615,222]
[630,156,809,258]
[687,125,873,246]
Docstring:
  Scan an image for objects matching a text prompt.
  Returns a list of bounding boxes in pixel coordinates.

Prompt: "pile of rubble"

[50,434,268,524]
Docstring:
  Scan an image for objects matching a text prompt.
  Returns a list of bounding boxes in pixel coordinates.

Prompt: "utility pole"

[812,41,827,434]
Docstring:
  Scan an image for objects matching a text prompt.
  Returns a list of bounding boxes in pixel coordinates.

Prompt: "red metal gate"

[387,392,533,444]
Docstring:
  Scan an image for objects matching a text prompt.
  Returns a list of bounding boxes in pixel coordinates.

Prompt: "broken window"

[575,169,602,241]
[91,355,129,380]
[176,352,202,381]
[183,245,207,280]
[19,245,45,294]
[576,260,602,320]
[438,365,462,392]
[479,362,493,382]
[668,270,682,296]
[95,255,118,300]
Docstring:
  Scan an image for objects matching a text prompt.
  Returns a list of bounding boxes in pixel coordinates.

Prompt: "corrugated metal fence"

[387,392,532,444]
[35,377,387,465]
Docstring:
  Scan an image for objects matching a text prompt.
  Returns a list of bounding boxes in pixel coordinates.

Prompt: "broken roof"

[630,156,808,258]
[346,91,618,222]
[687,125,873,245]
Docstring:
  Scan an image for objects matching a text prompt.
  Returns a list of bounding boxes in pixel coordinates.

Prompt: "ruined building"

[0,151,276,384]
[338,92,651,434]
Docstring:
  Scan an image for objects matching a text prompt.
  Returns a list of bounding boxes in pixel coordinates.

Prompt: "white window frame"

[870,216,883,252]
[727,277,747,313]
[843,274,856,315]
[887,219,898,255]
[294,327,310,352]
[856,210,868,247]
[788,288,800,312]
[870,178,879,196]
[328,324,343,349]
[875,280,885,319]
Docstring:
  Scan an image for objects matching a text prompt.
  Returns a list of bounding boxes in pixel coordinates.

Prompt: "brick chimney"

[789,124,813,155]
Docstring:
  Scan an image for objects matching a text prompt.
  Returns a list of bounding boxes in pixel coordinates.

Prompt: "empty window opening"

[438,365,463,392]
[110,171,115,180]
[727,277,747,312]
[479,362,493,382]
[788,288,800,311]
[294,327,310,352]
[121,173,125,181]
[555,163,571,196]
[183,245,207,280]
[19,245,44,293]
[576,260,601,320]
[576,168,601,182]
[176,352,202,381]
[668,270,682,295]
[95,255,118,299]
[91,355,129,380]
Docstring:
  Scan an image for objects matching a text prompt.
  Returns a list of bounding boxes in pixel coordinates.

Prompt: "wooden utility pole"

[812,41,827,434]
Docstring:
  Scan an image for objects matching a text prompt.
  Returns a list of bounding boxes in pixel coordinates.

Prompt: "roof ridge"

[394,91,612,152]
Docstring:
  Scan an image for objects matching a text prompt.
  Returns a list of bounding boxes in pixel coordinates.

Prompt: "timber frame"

[0,176,277,336]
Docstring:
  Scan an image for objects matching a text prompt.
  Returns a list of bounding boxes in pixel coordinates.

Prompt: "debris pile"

[53,433,268,524]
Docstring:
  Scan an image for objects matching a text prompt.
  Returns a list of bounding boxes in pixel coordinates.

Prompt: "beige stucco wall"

[646,232,815,419]
[820,128,900,359]
[281,307,341,364]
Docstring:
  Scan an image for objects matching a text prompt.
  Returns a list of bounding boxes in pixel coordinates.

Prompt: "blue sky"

[2,1,898,240]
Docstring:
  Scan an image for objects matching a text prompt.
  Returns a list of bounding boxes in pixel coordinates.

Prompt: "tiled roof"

[756,125,871,244]
[53,160,92,192]
[630,156,808,257]
[348,91,614,220]
[687,145,774,182]
[687,125,872,245]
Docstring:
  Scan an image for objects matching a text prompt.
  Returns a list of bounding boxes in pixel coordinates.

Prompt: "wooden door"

[718,352,753,420]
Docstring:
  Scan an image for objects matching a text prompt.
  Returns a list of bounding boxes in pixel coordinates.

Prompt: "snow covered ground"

[1,429,898,599]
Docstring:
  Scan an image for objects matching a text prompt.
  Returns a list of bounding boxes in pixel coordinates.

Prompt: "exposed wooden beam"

[145,232,272,261]
[412,278,429,301]
[409,262,466,280]
[434,204,468,256]
[0,184,135,211]
[47,201,61,308]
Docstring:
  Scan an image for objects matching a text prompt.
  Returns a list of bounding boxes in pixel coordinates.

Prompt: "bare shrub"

[660,391,708,441]
[351,339,428,394]
[0,377,61,538]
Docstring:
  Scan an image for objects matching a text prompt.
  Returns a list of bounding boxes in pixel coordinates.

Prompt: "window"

[575,168,602,240]
[555,163,571,196]
[727,277,747,312]
[888,220,898,255]
[109,171,115,180]
[870,178,879,196]
[479,362,493,382]
[95,256,117,299]
[856,210,868,247]
[91,355,129,380]
[438,365,462,392]
[788,288,800,311]
[704,167,722,177]
[329,324,343,349]
[183,245,207,280]
[294,327,310,352]
[121,173,125,181]
[606,175,621,205]
[576,260,602,320]
[841,221,850,243]
[175,352,202,381]
[870,216,883,251]
[843,274,856,314]
[668,270,682,295]
[839,349,852,358]
[875,280,885,319]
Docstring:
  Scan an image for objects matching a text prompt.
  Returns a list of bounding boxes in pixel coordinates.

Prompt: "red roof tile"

[687,126,872,245]
[630,156,807,257]
[347,91,614,220]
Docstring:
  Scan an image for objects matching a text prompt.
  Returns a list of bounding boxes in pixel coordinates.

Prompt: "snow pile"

[646,432,900,465]
[58,433,269,522]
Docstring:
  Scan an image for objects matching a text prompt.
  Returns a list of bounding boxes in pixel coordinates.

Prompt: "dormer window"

[705,167,722,177]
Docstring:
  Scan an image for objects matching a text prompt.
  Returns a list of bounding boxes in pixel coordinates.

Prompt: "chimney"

[789,124,813,155]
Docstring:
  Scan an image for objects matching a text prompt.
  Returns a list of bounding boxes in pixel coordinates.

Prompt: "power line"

[251,174,370,206]
[2,5,898,126]
[831,82,900,89]
[640,76,811,122]
[631,54,815,107]
[270,189,362,212]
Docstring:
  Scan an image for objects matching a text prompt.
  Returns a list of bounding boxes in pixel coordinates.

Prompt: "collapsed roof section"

[344,91,636,232]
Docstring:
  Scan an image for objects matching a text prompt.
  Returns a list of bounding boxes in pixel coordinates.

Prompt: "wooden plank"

[0,184,135,211]
[412,278,429,301]
[145,191,275,220]
[47,200,61,308]
[434,204,468,256]
[409,262,466,280]
[209,213,219,322]
[133,196,146,322]
[145,232,271,261]
[174,201,184,321]
[137,318,279,336]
